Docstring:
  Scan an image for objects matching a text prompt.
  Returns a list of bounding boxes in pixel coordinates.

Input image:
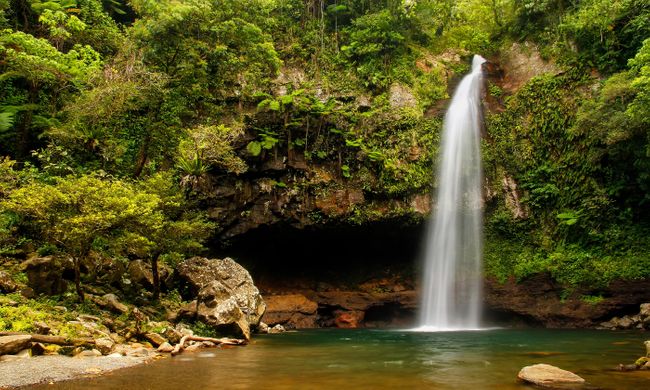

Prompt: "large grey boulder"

[0,335,32,356]
[518,364,585,388]
[177,257,265,340]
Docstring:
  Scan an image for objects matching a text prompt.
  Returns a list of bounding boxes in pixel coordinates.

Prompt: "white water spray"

[417,55,486,331]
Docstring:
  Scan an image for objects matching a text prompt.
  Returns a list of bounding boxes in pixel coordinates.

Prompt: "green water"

[38,329,649,389]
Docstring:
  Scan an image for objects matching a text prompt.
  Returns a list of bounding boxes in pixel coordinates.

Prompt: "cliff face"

[202,44,648,329]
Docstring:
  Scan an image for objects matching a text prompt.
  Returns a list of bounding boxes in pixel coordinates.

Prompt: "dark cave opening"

[212,220,427,292]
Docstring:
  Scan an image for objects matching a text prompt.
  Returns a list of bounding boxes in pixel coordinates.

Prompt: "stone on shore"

[518,364,585,388]
[144,333,167,347]
[95,337,115,355]
[177,257,266,340]
[157,342,174,353]
[0,335,32,356]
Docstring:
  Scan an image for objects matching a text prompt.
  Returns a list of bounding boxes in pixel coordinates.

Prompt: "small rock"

[20,287,35,299]
[518,364,585,387]
[107,353,123,358]
[16,349,32,358]
[102,293,129,314]
[74,349,102,358]
[125,347,150,357]
[636,356,650,367]
[0,270,19,293]
[618,316,634,329]
[0,335,32,355]
[177,325,194,338]
[183,343,202,353]
[639,303,650,318]
[257,322,270,334]
[31,343,47,356]
[619,364,638,371]
[53,305,67,312]
[157,342,174,353]
[163,328,183,344]
[144,333,168,347]
[34,321,50,335]
[645,340,650,357]
[269,324,286,334]
[78,315,101,323]
[95,337,115,355]
[202,341,215,348]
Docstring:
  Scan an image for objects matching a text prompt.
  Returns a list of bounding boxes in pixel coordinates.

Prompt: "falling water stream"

[418,55,486,331]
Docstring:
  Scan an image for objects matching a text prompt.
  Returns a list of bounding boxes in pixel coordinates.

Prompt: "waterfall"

[417,55,486,331]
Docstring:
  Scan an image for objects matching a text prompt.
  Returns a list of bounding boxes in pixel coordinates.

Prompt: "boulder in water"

[517,364,585,388]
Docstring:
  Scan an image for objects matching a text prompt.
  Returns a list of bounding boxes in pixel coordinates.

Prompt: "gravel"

[0,355,149,389]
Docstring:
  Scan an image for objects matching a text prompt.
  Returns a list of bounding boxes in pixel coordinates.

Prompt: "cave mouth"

[212,221,427,292]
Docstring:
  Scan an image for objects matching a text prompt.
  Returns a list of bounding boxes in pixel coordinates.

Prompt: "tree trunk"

[133,135,150,178]
[151,256,160,300]
[17,84,38,160]
[73,257,84,302]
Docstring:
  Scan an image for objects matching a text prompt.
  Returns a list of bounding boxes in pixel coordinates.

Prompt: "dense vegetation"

[0,0,649,310]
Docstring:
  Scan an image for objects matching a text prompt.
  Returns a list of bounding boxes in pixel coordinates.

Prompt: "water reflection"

[35,329,650,390]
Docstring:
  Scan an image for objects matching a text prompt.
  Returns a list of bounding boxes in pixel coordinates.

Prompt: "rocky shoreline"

[2,252,650,389]
[0,354,151,389]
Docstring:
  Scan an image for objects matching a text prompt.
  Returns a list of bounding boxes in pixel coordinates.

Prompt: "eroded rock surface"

[262,294,318,329]
[485,275,650,327]
[177,257,266,340]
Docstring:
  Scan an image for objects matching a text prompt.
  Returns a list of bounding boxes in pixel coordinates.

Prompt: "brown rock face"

[485,275,650,327]
[335,311,364,328]
[262,294,318,329]
[517,364,585,388]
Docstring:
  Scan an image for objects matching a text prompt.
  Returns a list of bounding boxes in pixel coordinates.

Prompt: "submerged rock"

[518,364,585,388]
[177,257,266,340]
